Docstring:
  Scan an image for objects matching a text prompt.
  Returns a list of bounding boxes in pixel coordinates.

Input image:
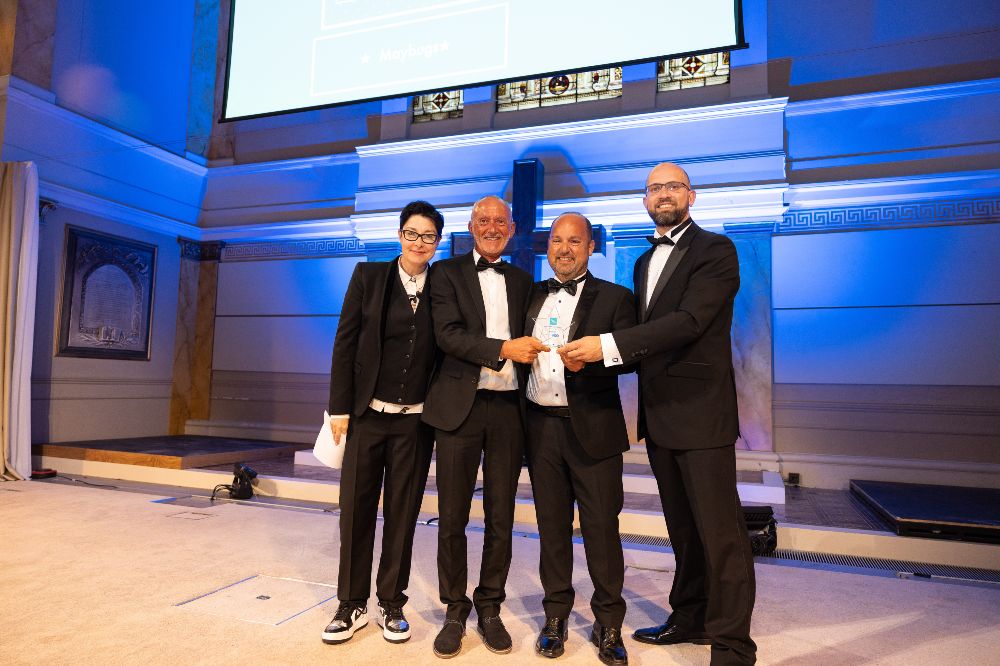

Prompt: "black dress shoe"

[433,619,465,658]
[535,617,568,658]
[477,615,513,654]
[590,623,628,665]
[632,620,711,645]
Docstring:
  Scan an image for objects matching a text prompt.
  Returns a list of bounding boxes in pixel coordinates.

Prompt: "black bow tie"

[547,272,588,296]
[647,235,675,247]
[476,257,508,273]
[547,277,578,296]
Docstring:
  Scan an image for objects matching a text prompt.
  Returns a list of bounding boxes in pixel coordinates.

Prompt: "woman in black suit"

[321,201,443,646]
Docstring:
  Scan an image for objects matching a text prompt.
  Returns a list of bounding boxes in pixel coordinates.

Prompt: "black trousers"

[435,389,523,623]
[337,408,434,608]
[526,409,626,628]
[646,440,757,666]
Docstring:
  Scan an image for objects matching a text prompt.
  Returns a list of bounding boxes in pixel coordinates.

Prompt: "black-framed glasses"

[645,181,691,196]
[400,229,440,244]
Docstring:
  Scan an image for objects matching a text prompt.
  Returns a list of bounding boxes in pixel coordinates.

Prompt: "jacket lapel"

[636,248,654,321]
[526,282,548,334]
[459,252,487,329]
[374,257,398,356]
[505,270,524,337]
[644,224,698,321]
[569,276,598,341]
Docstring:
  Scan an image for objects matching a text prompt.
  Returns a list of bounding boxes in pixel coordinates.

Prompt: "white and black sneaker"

[377,603,411,643]
[322,601,368,644]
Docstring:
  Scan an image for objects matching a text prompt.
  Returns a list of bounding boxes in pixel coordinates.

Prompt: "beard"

[648,203,689,228]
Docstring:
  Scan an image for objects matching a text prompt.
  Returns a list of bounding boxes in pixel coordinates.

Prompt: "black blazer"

[612,221,741,449]
[327,258,435,416]
[525,276,636,460]
[421,252,532,432]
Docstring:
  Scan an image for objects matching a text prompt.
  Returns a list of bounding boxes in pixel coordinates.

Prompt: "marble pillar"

[11,0,56,89]
[726,222,775,452]
[186,0,219,157]
[168,239,222,434]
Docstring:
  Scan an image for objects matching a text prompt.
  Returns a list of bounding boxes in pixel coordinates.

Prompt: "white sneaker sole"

[377,615,411,643]
[322,614,368,644]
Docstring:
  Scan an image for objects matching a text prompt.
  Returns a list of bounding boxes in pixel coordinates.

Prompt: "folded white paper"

[313,410,346,469]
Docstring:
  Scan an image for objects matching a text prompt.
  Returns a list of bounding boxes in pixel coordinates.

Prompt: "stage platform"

[32,435,310,469]
[851,479,1000,544]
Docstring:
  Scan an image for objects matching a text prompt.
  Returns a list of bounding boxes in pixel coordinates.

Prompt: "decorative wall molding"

[38,181,202,240]
[206,152,359,177]
[31,377,174,400]
[780,195,1000,232]
[358,97,789,155]
[786,77,1000,117]
[199,216,356,243]
[3,78,206,228]
[220,237,365,261]
[775,398,1000,419]
[178,238,224,261]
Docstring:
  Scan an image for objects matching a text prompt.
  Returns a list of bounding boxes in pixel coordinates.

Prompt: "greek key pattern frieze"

[780,197,1000,232]
[221,238,365,261]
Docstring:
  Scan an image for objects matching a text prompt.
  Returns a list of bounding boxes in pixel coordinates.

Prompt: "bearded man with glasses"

[322,200,444,647]
[561,163,757,665]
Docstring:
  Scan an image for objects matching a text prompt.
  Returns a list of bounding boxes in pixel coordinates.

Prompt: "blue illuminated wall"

[51,0,196,155]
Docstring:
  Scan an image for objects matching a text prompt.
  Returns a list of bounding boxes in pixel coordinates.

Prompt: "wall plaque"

[57,226,157,360]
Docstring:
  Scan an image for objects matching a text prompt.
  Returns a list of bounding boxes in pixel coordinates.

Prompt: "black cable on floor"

[56,475,118,489]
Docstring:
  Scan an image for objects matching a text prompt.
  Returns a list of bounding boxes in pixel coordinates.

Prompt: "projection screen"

[223,0,746,121]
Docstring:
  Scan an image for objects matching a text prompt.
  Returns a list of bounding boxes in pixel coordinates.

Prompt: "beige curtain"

[1,162,39,481]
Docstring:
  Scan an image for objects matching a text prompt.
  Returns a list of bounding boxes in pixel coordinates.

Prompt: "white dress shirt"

[527,277,586,407]
[601,221,692,367]
[473,250,518,391]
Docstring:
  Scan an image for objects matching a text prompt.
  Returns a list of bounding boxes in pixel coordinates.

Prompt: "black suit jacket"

[328,258,435,416]
[525,276,636,460]
[421,252,532,432]
[612,221,740,449]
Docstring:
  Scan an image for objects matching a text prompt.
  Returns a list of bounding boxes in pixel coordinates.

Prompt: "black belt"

[528,401,571,418]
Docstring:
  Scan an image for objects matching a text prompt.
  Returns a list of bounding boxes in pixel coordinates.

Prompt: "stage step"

[32,454,1000,572]
[293,449,785,504]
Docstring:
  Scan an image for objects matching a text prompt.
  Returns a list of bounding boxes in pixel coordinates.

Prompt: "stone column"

[169,239,223,434]
[725,221,775,452]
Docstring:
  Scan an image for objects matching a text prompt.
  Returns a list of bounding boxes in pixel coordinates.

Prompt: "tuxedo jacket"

[612,221,740,449]
[421,252,532,432]
[525,276,636,460]
[327,258,436,416]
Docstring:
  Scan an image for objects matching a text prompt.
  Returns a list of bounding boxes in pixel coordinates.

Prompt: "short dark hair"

[400,200,445,235]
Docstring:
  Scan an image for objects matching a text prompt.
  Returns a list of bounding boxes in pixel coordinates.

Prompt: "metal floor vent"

[759,549,1000,584]
[618,532,1000,585]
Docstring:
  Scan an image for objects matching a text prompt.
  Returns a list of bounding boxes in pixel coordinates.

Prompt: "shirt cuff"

[600,333,623,367]
[328,414,350,420]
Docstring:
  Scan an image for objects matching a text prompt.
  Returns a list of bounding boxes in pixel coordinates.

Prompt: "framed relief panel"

[57,226,157,360]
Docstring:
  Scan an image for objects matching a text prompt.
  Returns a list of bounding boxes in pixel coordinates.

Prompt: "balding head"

[643,162,696,232]
[469,195,515,261]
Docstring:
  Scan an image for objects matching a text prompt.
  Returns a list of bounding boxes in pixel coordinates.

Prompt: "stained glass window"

[496,68,623,113]
[412,89,464,122]
[657,51,729,91]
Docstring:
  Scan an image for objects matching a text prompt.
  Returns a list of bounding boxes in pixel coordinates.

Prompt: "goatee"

[649,206,688,228]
